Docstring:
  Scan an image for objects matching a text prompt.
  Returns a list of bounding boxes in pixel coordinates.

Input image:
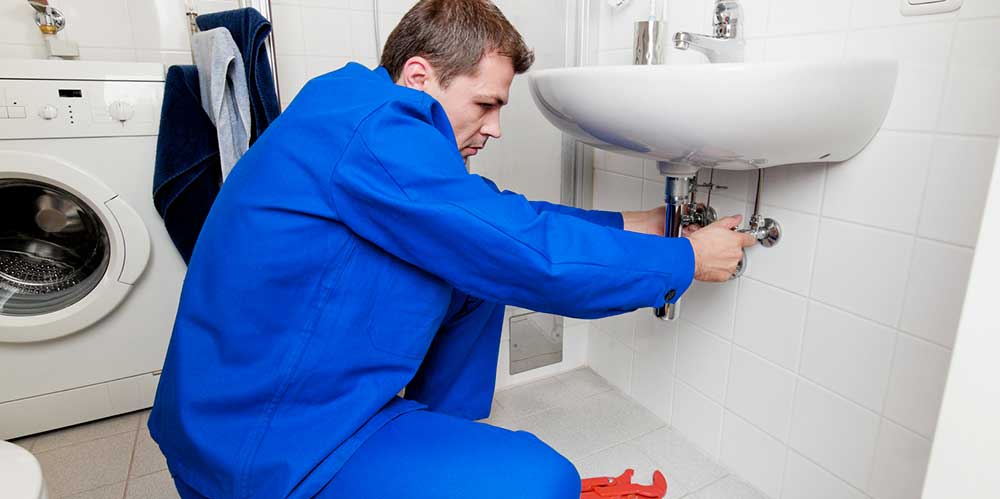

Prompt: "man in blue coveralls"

[149,0,755,497]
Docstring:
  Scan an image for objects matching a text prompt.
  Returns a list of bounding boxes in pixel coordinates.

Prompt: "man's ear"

[398,56,435,91]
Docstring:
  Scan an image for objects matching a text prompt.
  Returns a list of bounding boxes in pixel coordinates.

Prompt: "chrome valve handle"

[731,215,781,280]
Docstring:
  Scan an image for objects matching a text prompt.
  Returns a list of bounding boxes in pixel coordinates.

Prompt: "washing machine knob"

[38,105,59,120]
[108,101,135,123]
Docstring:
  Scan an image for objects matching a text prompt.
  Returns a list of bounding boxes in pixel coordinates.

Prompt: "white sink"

[529,60,898,175]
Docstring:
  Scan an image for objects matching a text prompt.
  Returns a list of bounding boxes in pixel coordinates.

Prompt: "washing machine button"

[7,106,26,119]
[38,105,59,120]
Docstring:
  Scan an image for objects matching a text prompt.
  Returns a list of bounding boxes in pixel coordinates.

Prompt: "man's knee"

[509,432,580,499]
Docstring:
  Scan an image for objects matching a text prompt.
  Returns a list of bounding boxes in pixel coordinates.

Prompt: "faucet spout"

[672,0,745,63]
[673,32,745,63]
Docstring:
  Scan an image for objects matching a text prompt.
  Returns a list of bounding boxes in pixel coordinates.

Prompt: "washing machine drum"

[0,179,112,316]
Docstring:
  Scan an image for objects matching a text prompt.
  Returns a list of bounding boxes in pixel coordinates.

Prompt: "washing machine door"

[0,151,150,342]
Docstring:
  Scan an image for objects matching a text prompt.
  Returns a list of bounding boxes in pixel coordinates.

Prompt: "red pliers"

[580,469,667,499]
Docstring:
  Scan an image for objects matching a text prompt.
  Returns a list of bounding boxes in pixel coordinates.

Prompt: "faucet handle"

[713,0,743,39]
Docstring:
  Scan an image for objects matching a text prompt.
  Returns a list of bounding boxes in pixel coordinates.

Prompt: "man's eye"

[479,103,495,109]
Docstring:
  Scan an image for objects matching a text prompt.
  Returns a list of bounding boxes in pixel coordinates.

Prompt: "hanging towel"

[152,65,222,264]
[196,8,280,143]
[192,27,251,180]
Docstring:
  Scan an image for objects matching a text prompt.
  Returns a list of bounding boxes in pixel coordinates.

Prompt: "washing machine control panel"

[0,78,163,139]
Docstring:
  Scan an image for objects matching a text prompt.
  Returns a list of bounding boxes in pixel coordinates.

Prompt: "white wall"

[586,1,1000,498]
[0,0,240,65]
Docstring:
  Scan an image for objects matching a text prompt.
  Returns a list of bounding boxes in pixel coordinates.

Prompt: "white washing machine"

[0,60,186,440]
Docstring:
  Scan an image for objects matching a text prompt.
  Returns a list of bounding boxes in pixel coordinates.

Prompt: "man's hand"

[622,207,666,236]
[687,215,757,282]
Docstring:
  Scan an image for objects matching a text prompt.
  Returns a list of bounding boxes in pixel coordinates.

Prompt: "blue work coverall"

[148,63,695,499]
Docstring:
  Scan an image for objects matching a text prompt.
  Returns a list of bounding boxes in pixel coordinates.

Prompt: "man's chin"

[462,147,481,158]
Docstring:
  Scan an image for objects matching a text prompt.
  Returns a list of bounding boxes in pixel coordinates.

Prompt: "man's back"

[149,63,457,498]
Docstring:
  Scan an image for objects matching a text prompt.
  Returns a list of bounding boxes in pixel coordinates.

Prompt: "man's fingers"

[739,233,757,247]
[710,215,743,230]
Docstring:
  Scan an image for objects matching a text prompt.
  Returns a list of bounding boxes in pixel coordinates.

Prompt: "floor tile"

[631,427,729,498]
[686,476,769,499]
[130,425,168,478]
[492,377,576,419]
[35,431,136,498]
[125,470,180,499]
[32,413,141,454]
[63,482,126,499]
[556,368,615,399]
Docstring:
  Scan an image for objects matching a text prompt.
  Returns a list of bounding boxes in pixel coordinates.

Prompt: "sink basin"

[529,60,898,175]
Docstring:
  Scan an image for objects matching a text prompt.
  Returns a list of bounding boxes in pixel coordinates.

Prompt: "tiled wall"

[587,1,1000,498]
[0,0,240,65]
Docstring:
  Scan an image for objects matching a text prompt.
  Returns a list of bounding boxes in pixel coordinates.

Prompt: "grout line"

[680,474,730,498]
[121,429,140,499]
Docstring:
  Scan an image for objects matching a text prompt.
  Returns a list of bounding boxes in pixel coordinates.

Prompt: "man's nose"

[481,115,502,139]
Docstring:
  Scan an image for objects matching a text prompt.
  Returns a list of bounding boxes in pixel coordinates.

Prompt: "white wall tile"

[789,380,881,489]
[595,150,646,178]
[275,54,308,109]
[270,3,305,55]
[350,9,377,60]
[868,420,933,499]
[800,302,897,412]
[950,18,1000,70]
[761,164,826,214]
[0,1,45,45]
[938,66,1000,136]
[641,179,666,210]
[781,451,868,499]
[733,278,807,371]
[744,207,819,296]
[899,239,974,347]
[725,347,797,442]
[306,56,352,78]
[823,131,933,234]
[127,0,190,51]
[593,170,644,212]
[730,0,769,39]
[811,219,913,326]
[845,24,955,132]
[883,335,952,438]
[634,311,678,375]
[672,380,724,458]
[593,310,638,349]
[960,0,1000,18]
[768,0,851,35]
[919,136,999,248]
[301,6,353,57]
[58,0,136,49]
[679,279,738,339]
[630,355,674,423]
[589,328,634,394]
[764,33,846,62]
[676,321,732,402]
[720,411,787,498]
[666,0,711,36]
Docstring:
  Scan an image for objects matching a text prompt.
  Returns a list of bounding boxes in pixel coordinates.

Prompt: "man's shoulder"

[293,63,436,123]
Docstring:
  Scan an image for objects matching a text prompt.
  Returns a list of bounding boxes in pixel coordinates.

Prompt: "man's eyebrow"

[475,94,508,106]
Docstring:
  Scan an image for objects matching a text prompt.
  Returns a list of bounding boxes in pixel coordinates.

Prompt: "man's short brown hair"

[380,0,535,87]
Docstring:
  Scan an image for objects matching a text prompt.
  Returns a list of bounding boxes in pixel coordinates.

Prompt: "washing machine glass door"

[0,179,111,316]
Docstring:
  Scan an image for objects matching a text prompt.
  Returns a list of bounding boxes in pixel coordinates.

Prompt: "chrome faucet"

[673,0,745,63]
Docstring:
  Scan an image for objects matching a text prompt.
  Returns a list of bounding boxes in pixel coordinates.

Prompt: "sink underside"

[530,59,898,173]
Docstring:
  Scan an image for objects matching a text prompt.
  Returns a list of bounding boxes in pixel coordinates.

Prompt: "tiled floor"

[11,368,766,499]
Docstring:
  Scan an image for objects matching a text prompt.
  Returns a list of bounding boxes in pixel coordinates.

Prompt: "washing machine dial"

[38,105,59,120]
[108,101,135,123]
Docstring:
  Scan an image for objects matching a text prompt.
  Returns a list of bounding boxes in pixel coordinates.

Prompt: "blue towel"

[152,65,222,264]
[196,8,280,142]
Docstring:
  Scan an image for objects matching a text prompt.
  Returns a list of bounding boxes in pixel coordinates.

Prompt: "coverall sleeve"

[327,100,694,319]
[478,176,625,229]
